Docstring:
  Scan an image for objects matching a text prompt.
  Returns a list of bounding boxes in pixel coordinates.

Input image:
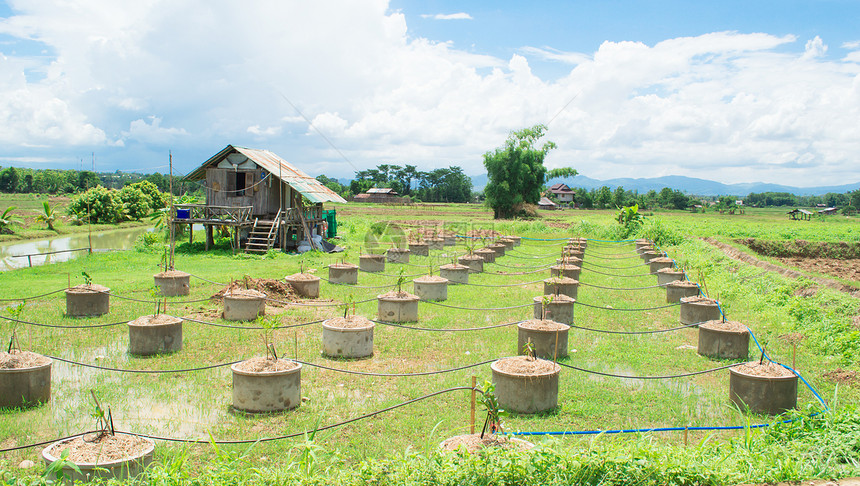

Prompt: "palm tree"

[35,201,57,231]
[0,206,20,233]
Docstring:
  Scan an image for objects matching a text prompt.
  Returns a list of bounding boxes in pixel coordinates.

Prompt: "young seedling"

[394,268,407,294]
[522,339,536,361]
[427,256,435,276]
[87,390,114,440]
[541,294,554,320]
[341,294,356,318]
[81,271,92,286]
[260,316,280,361]
[477,380,507,438]
[5,302,24,353]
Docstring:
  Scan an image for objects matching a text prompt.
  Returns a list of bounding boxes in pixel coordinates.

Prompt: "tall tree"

[483,125,573,219]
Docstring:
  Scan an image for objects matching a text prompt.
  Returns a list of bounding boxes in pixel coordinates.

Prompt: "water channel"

[0,226,153,271]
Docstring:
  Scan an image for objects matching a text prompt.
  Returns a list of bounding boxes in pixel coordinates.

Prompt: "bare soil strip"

[701,237,860,299]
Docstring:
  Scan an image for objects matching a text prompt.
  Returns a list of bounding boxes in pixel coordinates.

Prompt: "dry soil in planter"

[232,358,301,413]
[386,248,410,263]
[657,268,685,286]
[458,254,484,273]
[0,351,51,408]
[322,315,374,358]
[697,319,750,360]
[222,289,267,321]
[440,263,469,284]
[543,277,578,299]
[648,256,675,273]
[666,280,700,303]
[550,264,581,281]
[492,356,560,413]
[532,293,575,324]
[127,314,183,356]
[729,360,798,415]
[440,434,533,454]
[475,248,496,263]
[408,242,429,256]
[359,254,385,273]
[65,284,110,317]
[42,433,154,483]
[285,273,320,299]
[152,270,191,296]
[518,319,570,359]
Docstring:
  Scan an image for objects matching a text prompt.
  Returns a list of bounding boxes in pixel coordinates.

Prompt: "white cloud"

[0,2,858,186]
[420,13,472,20]
[842,40,860,49]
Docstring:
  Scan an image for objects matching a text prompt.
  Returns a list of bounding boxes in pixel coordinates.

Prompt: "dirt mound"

[212,277,296,307]
[738,238,860,259]
[823,368,858,385]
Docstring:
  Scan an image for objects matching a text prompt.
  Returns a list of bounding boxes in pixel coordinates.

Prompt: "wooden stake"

[684,426,688,446]
[168,151,176,270]
[792,342,797,369]
[470,376,476,434]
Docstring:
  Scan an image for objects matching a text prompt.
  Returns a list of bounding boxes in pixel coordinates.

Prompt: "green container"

[323,210,337,238]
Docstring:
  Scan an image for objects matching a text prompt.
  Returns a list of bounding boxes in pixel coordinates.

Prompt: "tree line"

[316,164,473,203]
[0,166,190,195]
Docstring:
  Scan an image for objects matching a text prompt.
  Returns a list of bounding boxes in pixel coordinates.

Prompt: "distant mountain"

[469,174,859,197]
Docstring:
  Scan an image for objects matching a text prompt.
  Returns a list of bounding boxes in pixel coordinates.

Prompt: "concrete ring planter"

[698,320,750,360]
[413,276,448,301]
[550,264,581,281]
[657,268,686,286]
[648,257,675,274]
[666,280,700,303]
[440,264,469,284]
[518,319,570,359]
[543,277,578,299]
[563,250,584,260]
[128,315,183,356]
[41,434,155,483]
[386,248,410,264]
[223,289,266,321]
[322,316,374,359]
[502,236,522,247]
[532,294,575,324]
[488,244,506,257]
[439,434,533,454]
[0,353,51,409]
[427,238,445,251]
[377,291,419,322]
[457,255,484,273]
[475,248,496,264]
[442,235,457,247]
[679,296,721,326]
[359,254,385,273]
[729,362,798,415]
[408,242,429,256]
[232,359,302,413]
[65,284,110,317]
[153,270,191,296]
[498,238,515,251]
[285,273,320,299]
[328,263,358,285]
[640,250,664,263]
[556,257,583,266]
[491,356,560,414]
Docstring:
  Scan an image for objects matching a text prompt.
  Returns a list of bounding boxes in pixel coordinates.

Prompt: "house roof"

[366,187,398,195]
[183,145,347,204]
[549,183,574,194]
[787,208,812,215]
[538,197,557,207]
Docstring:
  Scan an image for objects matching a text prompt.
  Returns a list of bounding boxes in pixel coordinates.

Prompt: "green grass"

[0,204,858,484]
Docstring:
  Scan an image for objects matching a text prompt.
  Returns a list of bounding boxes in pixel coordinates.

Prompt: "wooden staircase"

[244,210,281,254]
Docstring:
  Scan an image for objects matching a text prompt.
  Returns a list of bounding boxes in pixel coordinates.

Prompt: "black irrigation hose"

[360,270,426,278]
[186,273,228,286]
[181,316,326,330]
[372,319,524,332]
[483,267,552,276]
[48,355,240,374]
[102,292,215,305]
[584,253,641,261]
[571,321,701,335]
[582,268,657,278]
[489,261,555,269]
[582,248,638,257]
[463,279,545,288]
[580,260,648,270]
[0,288,67,302]
[575,301,680,311]
[558,361,738,380]
[0,430,102,453]
[118,386,476,445]
[266,296,377,307]
[507,249,560,258]
[296,358,494,377]
[420,300,533,311]
[0,315,127,329]
[319,277,397,289]
[578,281,664,291]
[505,252,557,260]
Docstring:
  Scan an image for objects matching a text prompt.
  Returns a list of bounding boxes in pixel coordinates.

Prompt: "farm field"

[1,203,859,484]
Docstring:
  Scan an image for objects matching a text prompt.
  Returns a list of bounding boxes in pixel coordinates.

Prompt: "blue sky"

[1,0,859,186]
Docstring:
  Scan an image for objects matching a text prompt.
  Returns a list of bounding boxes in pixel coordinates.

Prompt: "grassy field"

[1,204,859,484]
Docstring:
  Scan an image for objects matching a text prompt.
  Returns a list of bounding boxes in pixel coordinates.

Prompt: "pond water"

[0,226,154,271]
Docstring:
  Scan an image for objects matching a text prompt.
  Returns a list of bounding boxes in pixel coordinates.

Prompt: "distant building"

[787,208,813,221]
[548,183,575,203]
[352,187,411,204]
[538,197,557,210]
[818,207,838,215]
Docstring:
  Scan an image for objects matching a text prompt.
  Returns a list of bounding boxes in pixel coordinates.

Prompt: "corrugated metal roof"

[183,145,347,204]
[366,187,397,194]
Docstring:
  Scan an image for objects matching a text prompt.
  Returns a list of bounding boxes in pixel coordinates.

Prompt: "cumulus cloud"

[0,2,858,185]
[420,13,472,20]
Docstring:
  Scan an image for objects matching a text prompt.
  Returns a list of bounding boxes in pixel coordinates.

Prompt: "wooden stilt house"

[177,145,347,252]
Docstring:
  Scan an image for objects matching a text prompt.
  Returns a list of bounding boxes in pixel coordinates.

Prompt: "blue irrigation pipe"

[510,421,781,437]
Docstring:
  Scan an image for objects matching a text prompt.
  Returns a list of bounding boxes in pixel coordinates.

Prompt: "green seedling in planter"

[88,390,114,440]
[427,256,435,277]
[477,380,507,438]
[341,294,356,318]
[522,339,536,361]
[149,288,167,316]
[5,301,24,353]
[81,271,92,286]
[260,316,280,361]
[541,294,554,320]
[394,268,407,294]
[43,448,82,482]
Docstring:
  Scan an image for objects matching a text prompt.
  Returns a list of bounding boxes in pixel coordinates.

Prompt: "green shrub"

[119,185,152,220]
[127,180,168,211]
[67,186,126,223]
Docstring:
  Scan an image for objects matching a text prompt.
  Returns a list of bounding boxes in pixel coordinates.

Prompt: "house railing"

[284,206,323,222]
[174,204,253,223]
